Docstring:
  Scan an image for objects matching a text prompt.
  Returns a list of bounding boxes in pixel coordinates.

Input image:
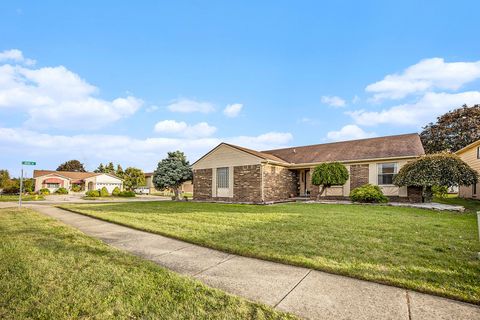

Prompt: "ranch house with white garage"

[33,170,123,193]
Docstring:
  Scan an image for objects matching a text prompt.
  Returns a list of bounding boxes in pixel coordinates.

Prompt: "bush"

[38,188,50,195]
[112,187,121,196]
[350,184,388,203]
[100,187,109,197]
[118,190,135,197]
[85,190,100,197]
[71,184,81,192]
[54,187,69,195]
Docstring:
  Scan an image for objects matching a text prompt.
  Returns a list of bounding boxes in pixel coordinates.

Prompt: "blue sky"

[1,1,480,176]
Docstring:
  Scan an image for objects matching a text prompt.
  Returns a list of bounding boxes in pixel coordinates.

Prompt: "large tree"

[57,160,86,172]
[311,162,349,198]
[153,151,193,200]
[394,152,478,202]
[123,167,145,191]
[420,104,480,153]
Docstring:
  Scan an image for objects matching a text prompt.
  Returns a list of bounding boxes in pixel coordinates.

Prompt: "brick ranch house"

[192,133,425,203]
[33,170,123,193]
[456,139,480,199]
[135,172,193,194]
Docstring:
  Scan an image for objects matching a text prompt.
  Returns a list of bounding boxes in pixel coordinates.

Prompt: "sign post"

[19,161,36,207]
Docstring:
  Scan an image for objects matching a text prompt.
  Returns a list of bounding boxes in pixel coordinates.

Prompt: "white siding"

[193,144,262,170]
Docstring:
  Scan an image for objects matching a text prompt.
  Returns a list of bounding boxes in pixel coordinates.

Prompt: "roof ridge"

[261,133,419,153]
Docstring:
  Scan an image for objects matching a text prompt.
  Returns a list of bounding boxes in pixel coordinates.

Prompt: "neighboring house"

[192,133,425,203]
[456,140,480,199]
[33,170,123,193]
[136,172,193,194]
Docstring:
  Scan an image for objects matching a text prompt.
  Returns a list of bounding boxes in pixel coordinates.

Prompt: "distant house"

[456,140,480,199]
[192,133,425,203]
[33,170,123,193]
[136,172,193,194]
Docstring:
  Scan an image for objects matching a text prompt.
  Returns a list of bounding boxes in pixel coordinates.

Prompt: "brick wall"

[350,164,369,190]
[232,165,262,202]
[263,164,298,202]
[192,168,212,200]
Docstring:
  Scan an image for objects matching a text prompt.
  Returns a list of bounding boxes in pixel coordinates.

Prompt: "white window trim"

[377,162,398,186]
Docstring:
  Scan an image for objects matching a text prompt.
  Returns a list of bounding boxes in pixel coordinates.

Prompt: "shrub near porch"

[61,201,480,304]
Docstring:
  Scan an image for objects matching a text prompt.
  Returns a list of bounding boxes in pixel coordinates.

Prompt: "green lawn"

[434,195,480,213]
[0,208,294,319]
[60,201,480,305]
[0,194,45,202]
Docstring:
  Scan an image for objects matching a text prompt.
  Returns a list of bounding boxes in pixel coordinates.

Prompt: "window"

[216,167,229,188]
[477,147,480,159]
[47,183,59,188]
[474,183,477,195]
[377,163,397,185]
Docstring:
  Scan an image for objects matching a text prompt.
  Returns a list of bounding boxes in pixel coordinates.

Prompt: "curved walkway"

[28,204,479,320]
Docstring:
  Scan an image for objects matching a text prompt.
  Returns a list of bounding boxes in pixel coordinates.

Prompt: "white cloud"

[0,127,293,172]
[167,98,215,113]
[366,58,480,101]
[321,95,346,107]
[0,49,35,65]
[326,125,376,141]
[223,103,243,117]
[154,120,217,138]
[0,58,143,130]
[349,91,480,127]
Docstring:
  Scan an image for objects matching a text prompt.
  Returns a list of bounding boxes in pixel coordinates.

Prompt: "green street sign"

[22,161,36,165]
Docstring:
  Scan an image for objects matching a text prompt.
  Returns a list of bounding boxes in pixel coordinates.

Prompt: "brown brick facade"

[263,164,298,202]
[350,164,369,190]
[232,165,262,202]
[192,168,212,200]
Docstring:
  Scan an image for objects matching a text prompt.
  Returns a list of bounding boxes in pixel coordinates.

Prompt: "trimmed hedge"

[38,188,50,195]
[100,187,109,197]
[350,184,388,203]
[85,190,100,197]
[54,187,69,195]
[112,187,121,196]
[118,190,135,197]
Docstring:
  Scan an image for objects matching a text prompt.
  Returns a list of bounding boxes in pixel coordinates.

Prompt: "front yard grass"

[0,194,45,202]
[0,208,294,319]
[60,201,480,305]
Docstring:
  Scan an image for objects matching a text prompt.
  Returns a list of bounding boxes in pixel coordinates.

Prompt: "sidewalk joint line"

[406,291,412,320]
[274,269,312,308]
[150,244,194,258]
[193,254,237,277]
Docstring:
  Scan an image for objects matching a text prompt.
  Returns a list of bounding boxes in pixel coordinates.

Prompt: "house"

[456,140,480,199]
[135,172,193,194]
[33,170,123,193]
[192,133,425,203]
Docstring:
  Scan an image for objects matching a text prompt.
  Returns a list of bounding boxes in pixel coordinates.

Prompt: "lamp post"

[19,161,36,207]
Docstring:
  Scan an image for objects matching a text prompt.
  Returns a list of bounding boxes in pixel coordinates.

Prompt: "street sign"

[19,160,36,207]
[22,161,36,165]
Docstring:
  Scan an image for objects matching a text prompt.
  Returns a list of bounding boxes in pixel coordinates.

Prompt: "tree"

[420,104,480,153]
[0,170,10,189]
[94,163,105,173]
[311,162,349,198]
[116,164,124,178]
[153,151,193,200]
[57,160,86,172]
[123,167,145,191]
[394,152,478,202]
[105,162,115,174]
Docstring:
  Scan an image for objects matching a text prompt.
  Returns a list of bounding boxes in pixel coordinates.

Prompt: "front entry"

[299,169,310,196]
[87,182,94,191]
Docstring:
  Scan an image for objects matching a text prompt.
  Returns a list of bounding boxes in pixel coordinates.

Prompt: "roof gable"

[456,140,480,155]
[192,143,269,169]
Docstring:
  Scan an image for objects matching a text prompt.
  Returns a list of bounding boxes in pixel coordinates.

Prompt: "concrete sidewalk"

[29,204,479,320]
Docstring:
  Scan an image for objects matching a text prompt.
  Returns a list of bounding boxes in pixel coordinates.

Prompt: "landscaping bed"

[60,201,480,304]
[0,208,293,319]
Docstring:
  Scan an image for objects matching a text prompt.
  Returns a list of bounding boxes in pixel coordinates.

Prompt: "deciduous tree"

[123,167,145,191]
[311,162,349,198]
[394,152,478,202]
[420,104,480,153]
[57,160,86,172]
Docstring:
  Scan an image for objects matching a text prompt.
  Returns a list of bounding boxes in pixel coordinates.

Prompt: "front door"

[300,169,310,196]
